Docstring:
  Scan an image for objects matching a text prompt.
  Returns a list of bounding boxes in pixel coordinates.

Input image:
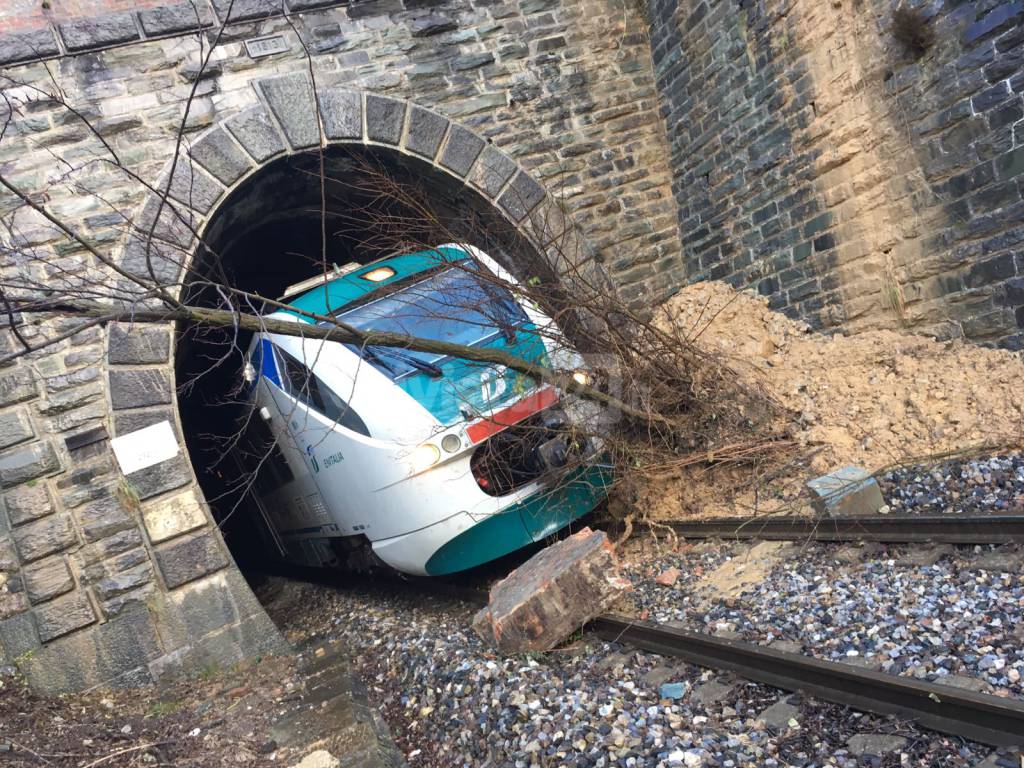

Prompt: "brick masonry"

[0,0,678,692]
[647,0,1024,346]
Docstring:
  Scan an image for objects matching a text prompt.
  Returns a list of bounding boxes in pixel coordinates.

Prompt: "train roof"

[280,245,469,323]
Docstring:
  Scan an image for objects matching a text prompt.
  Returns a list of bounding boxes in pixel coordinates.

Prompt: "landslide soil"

[630,281,1024,520]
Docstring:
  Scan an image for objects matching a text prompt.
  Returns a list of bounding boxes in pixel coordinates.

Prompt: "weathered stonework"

[648,0,1024,345]
[0,0,676,694]
[1,0,1020,697]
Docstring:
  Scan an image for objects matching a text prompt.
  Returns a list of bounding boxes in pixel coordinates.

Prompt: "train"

[235,243,609,575]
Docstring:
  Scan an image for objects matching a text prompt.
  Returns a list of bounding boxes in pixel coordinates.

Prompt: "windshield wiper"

[361,347,400,377]
[378,348,444,378]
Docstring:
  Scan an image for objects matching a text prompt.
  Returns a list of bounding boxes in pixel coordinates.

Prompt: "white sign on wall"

[111,420,180,475]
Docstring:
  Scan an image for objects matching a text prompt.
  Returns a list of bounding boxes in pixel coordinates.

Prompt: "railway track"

[667,514,1024,544]
[275,539,1024,749]
[590,616,1024,748]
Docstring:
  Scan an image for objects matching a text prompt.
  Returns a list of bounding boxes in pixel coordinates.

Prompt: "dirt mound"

[634,281,1024,520]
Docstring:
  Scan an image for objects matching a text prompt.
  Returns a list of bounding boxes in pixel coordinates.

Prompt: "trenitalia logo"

[306,445,320,473]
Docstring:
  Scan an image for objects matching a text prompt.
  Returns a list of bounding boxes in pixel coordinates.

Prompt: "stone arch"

[91,75,600,691]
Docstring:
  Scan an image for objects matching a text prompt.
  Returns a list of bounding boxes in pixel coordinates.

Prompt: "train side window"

[274,347,371,437]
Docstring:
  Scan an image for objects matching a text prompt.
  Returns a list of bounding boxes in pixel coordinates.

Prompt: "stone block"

[0,592,29,621]
[0,611,40,659]
[3,483,53,527]
[212,0,277,22]
[120,237,186,286]
[94,561,154,603]
[22,556,74,604]
[807,466,884,517]
[126,455,191,500]
[846,734,908,757]
[225,105,286,162]
[165,160,223,214]
[78,493,136,543]
[691,679,736,708]
[498,171,546,222]
[410,13,457,36]
[34,590,96,642]
[138,2,215,36]
[440,124,485,177]
[472,527,631,653]
[59,12,140,51]
[12,513,76,563]
[109,369,172,410]
[757,698,800,730]
[366,95,406,145]
[142,487,207,543]
[0,29,60,65]
[0,368,37,407]
[107,323,171,365]
[114,408,180,438]
[896,544,954,567]
[189,127,253,188]
[320,90,362,141]
[405,106,448,158]
[77,528,144,567]
[257,74,319,149]
[0,441,61,488]
[974,546,1024,572]
[471,145,517,197]
[0,409,33,450]
[155,531,228,589]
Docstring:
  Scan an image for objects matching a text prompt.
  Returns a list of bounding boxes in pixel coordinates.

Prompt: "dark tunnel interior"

[174,145,552,570]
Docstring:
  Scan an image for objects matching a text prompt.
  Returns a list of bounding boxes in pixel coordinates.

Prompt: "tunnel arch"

[100,74,602,669]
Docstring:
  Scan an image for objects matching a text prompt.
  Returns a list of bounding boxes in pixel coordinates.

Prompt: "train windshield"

[331,264,529,379]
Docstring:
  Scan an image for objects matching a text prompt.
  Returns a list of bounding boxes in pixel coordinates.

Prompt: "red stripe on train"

[466,387,559,444]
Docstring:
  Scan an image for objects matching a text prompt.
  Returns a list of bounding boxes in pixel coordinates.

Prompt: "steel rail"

[667,515,1024,544]
[591,615,1024,747]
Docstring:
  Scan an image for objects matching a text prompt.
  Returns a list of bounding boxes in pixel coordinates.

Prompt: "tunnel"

[174,142,562,574]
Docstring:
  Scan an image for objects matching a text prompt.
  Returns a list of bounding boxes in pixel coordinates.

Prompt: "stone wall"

[0,0,680,692]
[648,0,1024,347]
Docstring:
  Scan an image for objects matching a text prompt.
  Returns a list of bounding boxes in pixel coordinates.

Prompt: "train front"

[286,244,609,575]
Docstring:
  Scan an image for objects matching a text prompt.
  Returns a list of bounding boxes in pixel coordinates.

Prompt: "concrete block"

[109,369,172,409]
[189,126,253,186]
[258,74,319,149]
[59,12,139,51]
[142,487,207,543]
[974,546,1024,572]
[107,323,171,365]
[440,124,485,177]
[320,90,362,140]
[405,106,448,158]
[366,95,405,145]
[807,465,884,516]
[472,527,631,653]
[225,105,286,162]
[758,698,800,730]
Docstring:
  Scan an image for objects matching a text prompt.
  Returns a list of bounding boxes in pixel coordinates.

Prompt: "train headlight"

[361,266,396,282]
[572,370,591,387]
[410,443,441,473]
[441,434,462,453]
